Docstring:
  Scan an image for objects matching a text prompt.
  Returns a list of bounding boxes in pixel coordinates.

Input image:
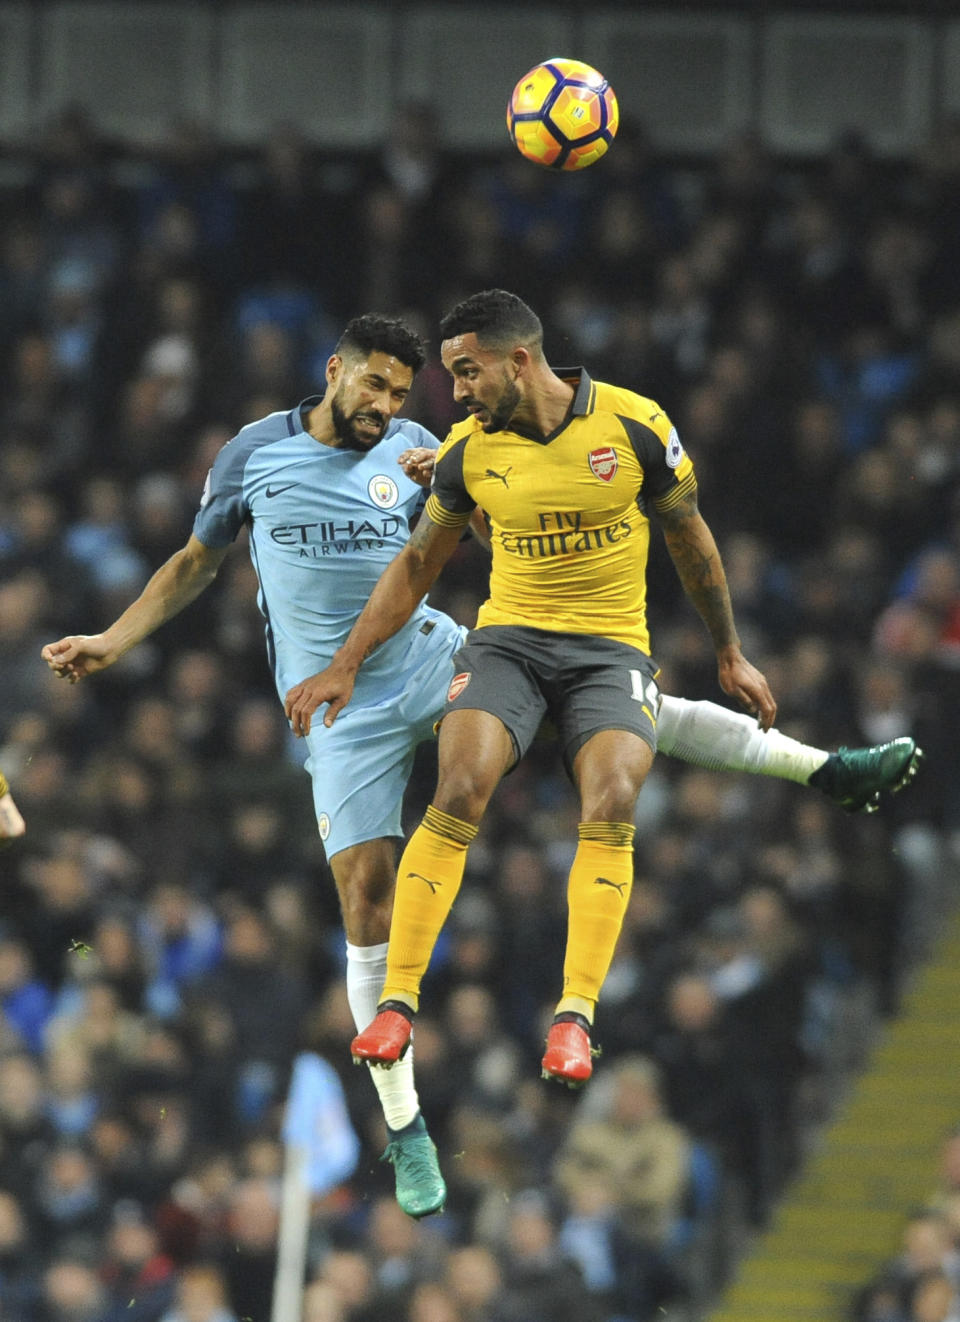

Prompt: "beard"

[477,375,522,433]
[331,392,388,451]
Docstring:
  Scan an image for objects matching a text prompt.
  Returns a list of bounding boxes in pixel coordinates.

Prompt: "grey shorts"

[441,624,660,772]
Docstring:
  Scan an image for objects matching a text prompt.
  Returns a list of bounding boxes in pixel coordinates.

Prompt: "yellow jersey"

[424,369,696,653]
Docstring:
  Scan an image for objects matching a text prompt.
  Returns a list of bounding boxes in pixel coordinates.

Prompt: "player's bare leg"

[541,729,654,1089]
[351,709,510,1064]
[332,840,445,1218]
[655,696,922,813]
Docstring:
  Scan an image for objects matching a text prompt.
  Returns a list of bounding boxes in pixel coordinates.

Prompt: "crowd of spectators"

[852,1130,960,1322]
[1,98,958,1321]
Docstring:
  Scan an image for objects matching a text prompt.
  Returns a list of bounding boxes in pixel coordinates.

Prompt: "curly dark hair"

[335,314,426,372]
[438,289,543,355]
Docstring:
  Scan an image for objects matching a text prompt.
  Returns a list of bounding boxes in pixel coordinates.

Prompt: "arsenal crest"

[588,447,618,482]
[447,672,471,702]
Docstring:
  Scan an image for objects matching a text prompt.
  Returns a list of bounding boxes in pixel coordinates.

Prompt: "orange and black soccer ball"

[506,57,619,171]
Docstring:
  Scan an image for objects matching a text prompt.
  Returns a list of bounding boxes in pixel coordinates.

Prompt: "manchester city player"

[42,315,458,1219]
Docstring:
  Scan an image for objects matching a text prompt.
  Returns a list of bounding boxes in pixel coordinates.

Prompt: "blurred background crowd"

[0,97,959,1322]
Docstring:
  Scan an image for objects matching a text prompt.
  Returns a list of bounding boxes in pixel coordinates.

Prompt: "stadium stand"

[1,83,958,1322]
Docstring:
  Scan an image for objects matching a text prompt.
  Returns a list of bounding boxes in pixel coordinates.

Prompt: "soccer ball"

[506,57,619,171]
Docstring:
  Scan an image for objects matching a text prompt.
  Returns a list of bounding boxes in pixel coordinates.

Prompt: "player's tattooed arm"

[284,511,465,734]
[657,490,738,648]
[343,519,444,665]
[657,490,777,730]
[342,518,442,665]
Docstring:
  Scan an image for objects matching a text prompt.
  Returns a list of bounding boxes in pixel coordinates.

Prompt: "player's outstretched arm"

[41,535,230,683]
[657,492,777,731]
[0,771,26,845]
[285,512,464,736]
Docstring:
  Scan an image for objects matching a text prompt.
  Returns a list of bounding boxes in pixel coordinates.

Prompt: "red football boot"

[540,1013,598,1088]
[351,1002,414,1068]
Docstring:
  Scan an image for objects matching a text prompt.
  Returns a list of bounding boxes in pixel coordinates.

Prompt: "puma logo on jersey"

[594,876,627,895]
[485,466,512,488]
[649,411,663,423]
[408,871,442,894]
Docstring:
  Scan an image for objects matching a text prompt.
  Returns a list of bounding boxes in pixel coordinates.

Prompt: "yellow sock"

[382,805,477,1011]
[557,822,635,1022]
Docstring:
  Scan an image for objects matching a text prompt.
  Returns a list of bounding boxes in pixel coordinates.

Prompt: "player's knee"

[339,864,393,906]
[581,767,645,822]
[334,874,394,946]
[331,846,396,935]
[432,767,493,826]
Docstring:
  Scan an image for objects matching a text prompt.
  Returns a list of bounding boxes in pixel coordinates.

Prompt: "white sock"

[657,695,829,785]
[345,941,419,1131]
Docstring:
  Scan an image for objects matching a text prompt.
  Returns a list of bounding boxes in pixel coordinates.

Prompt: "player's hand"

[41,634,119,683]
[716,648,777,732]
[398,447,436,488]
[284,662,357,736]
[0,791,26,846]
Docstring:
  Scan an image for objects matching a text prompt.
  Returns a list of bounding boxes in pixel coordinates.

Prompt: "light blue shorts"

[303,615,466,859]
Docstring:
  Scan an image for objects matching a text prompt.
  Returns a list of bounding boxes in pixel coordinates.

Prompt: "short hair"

[335,314,426,373]
[439,289,543,355]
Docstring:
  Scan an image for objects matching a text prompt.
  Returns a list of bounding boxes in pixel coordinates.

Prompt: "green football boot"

[809,736,923,814]
[381,1113,446,1219]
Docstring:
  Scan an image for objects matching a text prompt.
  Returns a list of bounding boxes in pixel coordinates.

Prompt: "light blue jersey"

[195,398,450,702]
[193,398,466,856]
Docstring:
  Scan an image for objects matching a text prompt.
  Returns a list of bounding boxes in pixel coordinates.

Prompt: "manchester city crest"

[368,475,399,509]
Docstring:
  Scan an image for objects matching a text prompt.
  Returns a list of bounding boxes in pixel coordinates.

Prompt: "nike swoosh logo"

[265,483,298,498]
[407,871,442,894]
[594,876,627,895]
